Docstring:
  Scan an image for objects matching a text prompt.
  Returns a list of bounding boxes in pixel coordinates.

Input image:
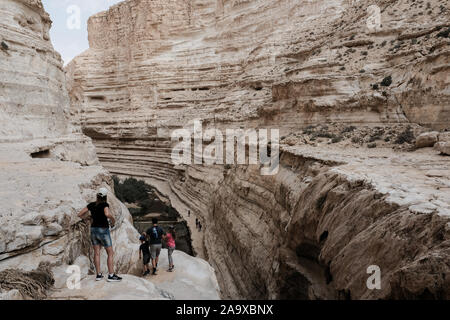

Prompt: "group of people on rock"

[139,218,176,276]
[77,188,177,282]
[79,187,221,282]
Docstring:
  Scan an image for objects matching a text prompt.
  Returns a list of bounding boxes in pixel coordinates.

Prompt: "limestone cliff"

[0,0,74,141]
[0,0,219,300]
[67,0,450,299]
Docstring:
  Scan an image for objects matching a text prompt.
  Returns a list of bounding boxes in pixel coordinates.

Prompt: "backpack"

[151,226,161,241]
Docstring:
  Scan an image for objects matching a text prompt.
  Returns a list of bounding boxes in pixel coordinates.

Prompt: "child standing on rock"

[139,234,151,276]
[165,226,176,272]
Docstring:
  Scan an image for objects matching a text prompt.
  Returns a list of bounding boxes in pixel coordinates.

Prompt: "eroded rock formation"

[0,0,219,300]
[67,0,450,299]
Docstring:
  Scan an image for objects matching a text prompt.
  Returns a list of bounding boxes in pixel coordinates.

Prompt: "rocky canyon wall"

[0,0,74,141]
[0,0,219,300]
[0,0,141,281]
[67,0,450,299]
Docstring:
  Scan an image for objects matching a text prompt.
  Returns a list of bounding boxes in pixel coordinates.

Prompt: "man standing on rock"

[77,188,123,282]
[146,218,166,275]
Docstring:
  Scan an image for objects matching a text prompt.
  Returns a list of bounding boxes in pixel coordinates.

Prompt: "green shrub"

[129,208,142,216]
[342,126,357,133]
[112,176,150,204]
[331,136,342,143]
[139,199,154,215]
[381,76,392,87]
[351,137,361,144]
[316,132,335,139]
[394,128,414,144]
[437,28,450,38]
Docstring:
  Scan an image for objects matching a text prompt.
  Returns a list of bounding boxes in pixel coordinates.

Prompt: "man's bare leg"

[93,245,101,274]
[105,246,114,275]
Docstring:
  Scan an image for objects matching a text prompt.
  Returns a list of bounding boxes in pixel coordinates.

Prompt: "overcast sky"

[42,0,123,65]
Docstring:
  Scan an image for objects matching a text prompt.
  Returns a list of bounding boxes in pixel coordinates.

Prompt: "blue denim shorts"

[90,227,112,247]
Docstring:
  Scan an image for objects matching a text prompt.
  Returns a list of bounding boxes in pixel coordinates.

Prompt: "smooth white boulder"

[51,274,170,300]
[415,131,438,148]
[50,250,221,300]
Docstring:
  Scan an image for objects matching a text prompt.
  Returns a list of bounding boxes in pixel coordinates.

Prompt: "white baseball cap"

[97,187,108,197]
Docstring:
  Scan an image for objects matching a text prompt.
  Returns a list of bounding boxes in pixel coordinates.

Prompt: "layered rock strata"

[0,0,219,300]
[67,0,450,299]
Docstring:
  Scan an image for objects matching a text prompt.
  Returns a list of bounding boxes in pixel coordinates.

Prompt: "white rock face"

[0,0,74,141]
[51,275,170,300]
[0,154,141,274]
[0,0,220,301]
[50,250,220,300]
[416,131,438,148]
[435,141,450,155]
[150,249,221,300]
[64,0,450,299]
[0,289,23,300]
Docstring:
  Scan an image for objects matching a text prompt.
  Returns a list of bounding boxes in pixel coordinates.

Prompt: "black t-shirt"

[140,242,150,256]
[87,202,110,228]
[146,226,165,245]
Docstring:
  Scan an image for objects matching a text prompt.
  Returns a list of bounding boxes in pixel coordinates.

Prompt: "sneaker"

[167,268,173,272]
[143,270,150,276]
[107,274,122,282]
[96,273,104,281]
[152,268,157,275]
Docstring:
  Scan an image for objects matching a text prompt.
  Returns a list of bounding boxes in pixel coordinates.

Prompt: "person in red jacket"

[165,226,176,272]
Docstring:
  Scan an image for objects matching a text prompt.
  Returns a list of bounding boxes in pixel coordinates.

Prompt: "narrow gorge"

[66,0,450,299]
[0,0,219,300]
[0,0,449,300]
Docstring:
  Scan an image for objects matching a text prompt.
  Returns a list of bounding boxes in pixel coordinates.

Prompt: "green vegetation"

[342,126,356,133]
[394,127,415,145]
[369,134,382,142]
[381,76,392,87]
[437,28,450,38]
[112,176,154,216]
[331,136,342,144]
[113,176,150,204]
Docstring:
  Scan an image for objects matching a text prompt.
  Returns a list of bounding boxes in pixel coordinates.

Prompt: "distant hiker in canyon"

[139,234,151,276]
[146,218,166,275]
[77,188,123,282]
[165,226,176,272]
[188,210,190,217]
